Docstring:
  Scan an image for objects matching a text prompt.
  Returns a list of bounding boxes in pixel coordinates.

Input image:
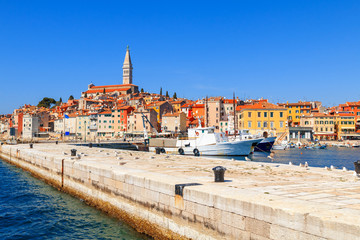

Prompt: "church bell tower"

[122,46,133,85]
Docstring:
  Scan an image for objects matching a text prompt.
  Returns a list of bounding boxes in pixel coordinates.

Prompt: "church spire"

[122,46,133,84]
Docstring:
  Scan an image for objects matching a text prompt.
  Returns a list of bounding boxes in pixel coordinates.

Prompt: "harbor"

[1,142,360,239]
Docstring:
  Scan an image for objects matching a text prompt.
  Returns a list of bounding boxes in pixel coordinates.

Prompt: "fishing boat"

[176,127,263,156]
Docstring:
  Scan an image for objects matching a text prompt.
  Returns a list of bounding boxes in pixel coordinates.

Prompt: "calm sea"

[0,159,150,240]
[214,147,360,170]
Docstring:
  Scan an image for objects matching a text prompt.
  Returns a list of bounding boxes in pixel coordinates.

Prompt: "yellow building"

[278,101,319,127]
[236,101,288,137]
[335,113,356,140]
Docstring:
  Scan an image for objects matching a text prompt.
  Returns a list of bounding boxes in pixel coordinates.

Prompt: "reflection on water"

[0,159,151,240]
[210,147,360,170]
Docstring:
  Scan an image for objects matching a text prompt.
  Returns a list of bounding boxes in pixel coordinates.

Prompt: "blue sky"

[1,0,360,114]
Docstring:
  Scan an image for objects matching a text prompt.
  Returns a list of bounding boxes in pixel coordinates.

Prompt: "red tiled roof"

[236,102,286,111]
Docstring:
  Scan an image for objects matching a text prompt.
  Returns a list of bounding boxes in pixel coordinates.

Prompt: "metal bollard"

[212,166,227,182]
[155,147,161,154]
[71,149,77,156]
[89,143,93,148]
[56,141,58,145]
[354,160,360,174]
[29,143,33,149]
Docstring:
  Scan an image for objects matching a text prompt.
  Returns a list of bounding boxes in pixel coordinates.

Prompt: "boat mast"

[233,92,237,137]
[205,96,209,127]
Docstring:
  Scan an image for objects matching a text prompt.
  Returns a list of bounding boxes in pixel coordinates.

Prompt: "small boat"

[353,144,360,148]
[272,141,288,150]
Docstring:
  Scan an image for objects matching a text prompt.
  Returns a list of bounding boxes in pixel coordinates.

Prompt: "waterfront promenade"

[1,143,360,239]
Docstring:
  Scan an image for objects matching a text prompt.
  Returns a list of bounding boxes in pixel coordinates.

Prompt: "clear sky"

[1,0,360,114]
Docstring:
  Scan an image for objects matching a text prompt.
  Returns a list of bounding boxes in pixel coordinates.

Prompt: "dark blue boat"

[254,137,276,152]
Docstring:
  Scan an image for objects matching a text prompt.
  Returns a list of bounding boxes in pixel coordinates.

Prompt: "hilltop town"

[1,47,359,143]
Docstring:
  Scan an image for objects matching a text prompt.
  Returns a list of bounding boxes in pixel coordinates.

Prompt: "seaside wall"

[0,144,358,240]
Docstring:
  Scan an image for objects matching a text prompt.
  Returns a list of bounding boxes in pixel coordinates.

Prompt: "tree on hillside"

[141,88,144,93]
[69,95,74,100]
[59,97,63,103]
[173,92,177,99]
[37,97,56,108]
[160,87,162,96]
[166,91,169,98]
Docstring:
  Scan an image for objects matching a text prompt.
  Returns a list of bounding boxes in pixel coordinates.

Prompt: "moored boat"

[176,127,263,156]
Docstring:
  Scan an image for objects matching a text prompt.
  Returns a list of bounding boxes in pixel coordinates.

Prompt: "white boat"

[176,127,263,156]
[272,140,288,150]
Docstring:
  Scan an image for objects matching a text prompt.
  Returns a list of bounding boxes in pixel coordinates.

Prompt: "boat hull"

[254,137,276,152]
[177,138,261,156]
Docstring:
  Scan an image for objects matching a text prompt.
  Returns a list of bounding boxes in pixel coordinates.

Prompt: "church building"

[82,46,139,98]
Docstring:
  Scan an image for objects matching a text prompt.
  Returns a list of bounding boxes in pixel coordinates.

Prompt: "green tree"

[141,88,144,93]
[173,92,177,99]
[166,91,169,98]
[160,87,162,96]
[69,95,74,100]
[37,97,56,108]
[59,97,62,103]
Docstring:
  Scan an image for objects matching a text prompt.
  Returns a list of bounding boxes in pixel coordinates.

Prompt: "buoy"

[343,167,347,171]
[289,162,293,165]
[305,162,309,168]
[300,152,303,155]
[330,165,335,170]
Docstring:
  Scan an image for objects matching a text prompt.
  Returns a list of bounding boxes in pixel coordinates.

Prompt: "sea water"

[0,159,151,240]
[214,146,360,170]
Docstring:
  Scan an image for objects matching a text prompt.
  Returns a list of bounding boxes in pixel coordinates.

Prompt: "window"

[258,112,261,118]
[296,110,299,113]
[248,121,252,128]
[263,121,268,128]
[280,121,284,128]
[270,112,274,118]
[248,112,251,118]
[270,122,274,128]
[264,112,267,118]
[257,121,261,128]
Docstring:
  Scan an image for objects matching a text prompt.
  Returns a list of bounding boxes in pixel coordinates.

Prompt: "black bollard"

[89,143,93,148]
[354,161,360,174]
[56,141,58,145]
[29,143,33,149]
[155,147,161,154]
[71,149,77,156]
[212,166,227,182]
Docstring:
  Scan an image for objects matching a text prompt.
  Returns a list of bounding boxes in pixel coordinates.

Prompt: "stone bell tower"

[122,46,133,85]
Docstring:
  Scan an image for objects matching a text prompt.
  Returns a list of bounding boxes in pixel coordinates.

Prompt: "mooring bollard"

[89,143,93,148]
[29,143,33,149]
[354,160,360,175]
[71,149,77,156]
[212,166,227,182]
[56,141,58,145]
[155,147,161,154]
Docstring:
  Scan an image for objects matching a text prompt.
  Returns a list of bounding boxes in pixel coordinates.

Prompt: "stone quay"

[1,143,360,239]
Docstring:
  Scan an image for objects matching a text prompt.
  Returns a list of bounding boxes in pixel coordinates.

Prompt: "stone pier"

[1,143,360,239]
